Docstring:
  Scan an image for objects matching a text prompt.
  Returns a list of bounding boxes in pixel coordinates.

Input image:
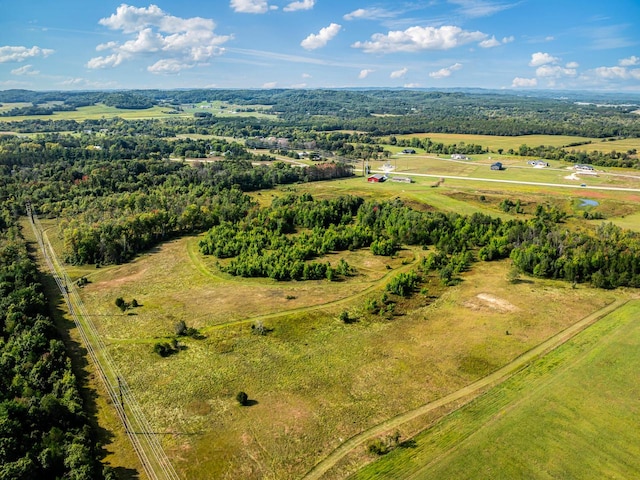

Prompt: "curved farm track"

[302,298,628,480]
[185,238,424,335]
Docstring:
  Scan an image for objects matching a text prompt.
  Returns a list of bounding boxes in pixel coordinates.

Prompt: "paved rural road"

[301,298,628,480]
[371,170,640,193]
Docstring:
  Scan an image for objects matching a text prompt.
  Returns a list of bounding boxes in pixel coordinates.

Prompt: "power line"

[27,204,180,480]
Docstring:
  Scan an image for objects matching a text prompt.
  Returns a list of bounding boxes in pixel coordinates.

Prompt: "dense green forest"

[0,212,112,479]
[2,88,640,139]
[0,134,353,265]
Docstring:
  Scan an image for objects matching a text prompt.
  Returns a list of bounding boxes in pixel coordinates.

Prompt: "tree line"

[0,212,113,479]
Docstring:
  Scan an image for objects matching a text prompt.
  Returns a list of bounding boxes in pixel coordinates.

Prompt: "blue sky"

[1,0,639,91]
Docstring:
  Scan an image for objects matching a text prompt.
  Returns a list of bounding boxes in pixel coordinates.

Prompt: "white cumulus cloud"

[87,53,125,69]
[301,23,341,50]
[429,62,463,78]
[619,56,639,66]
[148,59,192,74]
[230,0,275,14]
[283,0,315,12]
[565,61,579,69]
[512,77,537,87]
[536,65,577,78]
[479,35,514,48]
[352,25,487,54]
[529,52,558,67]
[262,81,278,88]
[11,64,39,75]
[595,66,640,80]
[88,4,231,74]
[479,36,500,48]
[358,69,374,79]
[390,67,408,79]
[0,45,54,63]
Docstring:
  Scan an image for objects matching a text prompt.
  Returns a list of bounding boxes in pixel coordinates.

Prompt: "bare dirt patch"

[464,293,518,313]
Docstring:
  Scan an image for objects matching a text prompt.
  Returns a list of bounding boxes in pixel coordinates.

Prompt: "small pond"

[579,198,599,207]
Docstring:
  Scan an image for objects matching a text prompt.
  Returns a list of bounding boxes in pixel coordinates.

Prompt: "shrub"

[339,310,355,324]
[174,320,187,336]
[153,342,174,357]
[386,271,420,297]
[236,391,249,406]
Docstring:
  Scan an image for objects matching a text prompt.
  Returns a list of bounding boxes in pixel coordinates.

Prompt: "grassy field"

[392,133,598,151]
[390,132,640,156]
[351,299,640,480]
[565,137,640,154]
[0,101,278,122]
[32,152,640,479]
[51,219,620,479]
[181,101,276,119]
[282,169,640,230]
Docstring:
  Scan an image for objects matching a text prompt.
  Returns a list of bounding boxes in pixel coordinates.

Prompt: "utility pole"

[118,376,127,433]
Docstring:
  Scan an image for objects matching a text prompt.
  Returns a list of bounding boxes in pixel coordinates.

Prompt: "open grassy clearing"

[283,171,640,226]
[565,137,640,154]
[0,103,190,122]
[35,157,639,478]
[0,101,32,113]
[0,101,278,122]
[391,133,598,151]
[351,299,640,480]
[372,153,640,190]
[180,101,277,120]
[65,222,619,479]
[385,132,639,160]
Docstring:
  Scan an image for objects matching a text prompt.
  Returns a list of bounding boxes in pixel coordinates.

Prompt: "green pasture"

[68,225,618,479]
[0,103,188,121]
[352,300,640,480]
[180,100,277,119]
[280,171,640,226]
[388,132,640,157]
[565,137,640,154]
[0,101,32,113]
[391,133,598,151]
[0,100,278,122]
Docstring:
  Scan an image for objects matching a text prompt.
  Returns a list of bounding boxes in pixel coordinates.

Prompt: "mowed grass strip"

[351,300,640,480]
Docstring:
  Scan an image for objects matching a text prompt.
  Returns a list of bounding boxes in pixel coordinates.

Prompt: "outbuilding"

[367,174,386,183]
[390,176,413,183]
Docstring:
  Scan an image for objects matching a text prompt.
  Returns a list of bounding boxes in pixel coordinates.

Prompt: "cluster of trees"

[391,136,487,155]
[496,143,639,169]
[202,193,640,289]
[510,221,640,288]
[199,194,363,281]
[0,214,111,479]
[0,131,253,166]
[62,187,255,265]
